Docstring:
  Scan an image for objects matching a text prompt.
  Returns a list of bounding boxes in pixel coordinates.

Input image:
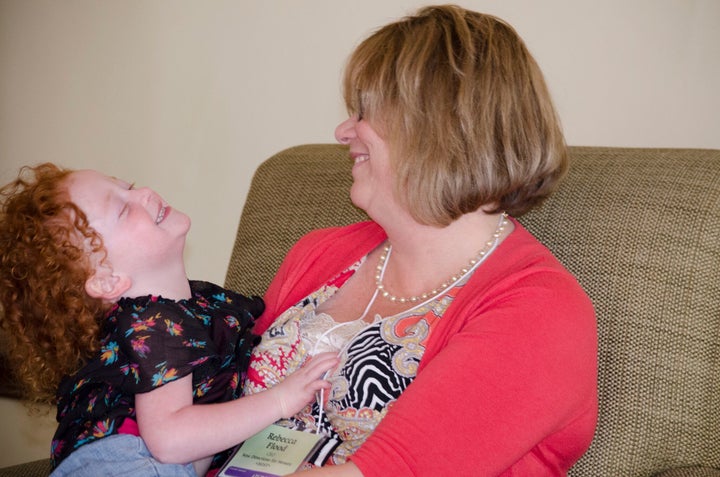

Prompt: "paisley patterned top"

[245,259,466,465]
[51,281,262,469]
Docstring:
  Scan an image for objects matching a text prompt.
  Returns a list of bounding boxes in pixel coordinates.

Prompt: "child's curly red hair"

[0,163,109,405]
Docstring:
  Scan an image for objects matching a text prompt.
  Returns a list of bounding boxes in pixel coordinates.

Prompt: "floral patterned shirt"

[245,261,463,466]
[51,280,262,469]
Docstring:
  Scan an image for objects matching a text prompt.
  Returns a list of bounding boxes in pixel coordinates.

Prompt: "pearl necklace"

[375,213,508,304]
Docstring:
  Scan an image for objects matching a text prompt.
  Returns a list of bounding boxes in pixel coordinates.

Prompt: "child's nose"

[132,187,154,204]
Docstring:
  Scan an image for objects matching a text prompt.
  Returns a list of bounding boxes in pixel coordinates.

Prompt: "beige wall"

[0,0,719,467]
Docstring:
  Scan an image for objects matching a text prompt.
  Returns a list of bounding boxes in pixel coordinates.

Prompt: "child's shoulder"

[110,294,185,328]
[190,280,265,318]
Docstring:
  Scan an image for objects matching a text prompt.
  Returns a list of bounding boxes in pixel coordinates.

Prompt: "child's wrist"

[271,387,290,419]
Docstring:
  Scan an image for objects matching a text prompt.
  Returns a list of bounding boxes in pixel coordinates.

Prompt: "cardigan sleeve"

[349,260,598,476]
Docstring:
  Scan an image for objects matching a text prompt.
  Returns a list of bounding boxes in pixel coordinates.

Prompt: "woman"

[244,5,597,476]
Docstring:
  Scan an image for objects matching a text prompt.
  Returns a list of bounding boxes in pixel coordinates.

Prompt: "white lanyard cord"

[310,228,504,435]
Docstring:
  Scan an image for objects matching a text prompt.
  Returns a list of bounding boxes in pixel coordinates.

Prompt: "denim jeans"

[50,434,198,477]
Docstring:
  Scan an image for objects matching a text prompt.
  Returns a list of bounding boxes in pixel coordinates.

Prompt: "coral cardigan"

[255,219,598,477]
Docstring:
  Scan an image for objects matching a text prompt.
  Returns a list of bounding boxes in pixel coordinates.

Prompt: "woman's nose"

[334,117,357,144]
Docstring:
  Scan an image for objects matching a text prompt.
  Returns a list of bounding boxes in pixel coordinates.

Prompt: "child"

[0,163,338,477]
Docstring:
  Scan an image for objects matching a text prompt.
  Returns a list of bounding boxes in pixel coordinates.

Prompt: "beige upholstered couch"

[2,144,719,476]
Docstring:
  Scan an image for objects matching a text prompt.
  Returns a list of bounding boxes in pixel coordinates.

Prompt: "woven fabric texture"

[521,147,720,476]
[225,144,366,296]
[0,459,50,477]
[653,467,720,477]
[225,144,720,476]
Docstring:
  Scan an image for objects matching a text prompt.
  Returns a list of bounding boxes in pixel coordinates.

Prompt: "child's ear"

[85,268,132,302]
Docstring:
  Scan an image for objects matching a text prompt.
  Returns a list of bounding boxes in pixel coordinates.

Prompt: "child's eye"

[116,181,135,218]
[119,184,134,217]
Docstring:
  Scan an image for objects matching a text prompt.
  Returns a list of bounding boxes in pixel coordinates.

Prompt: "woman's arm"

[350,272,597,477]
[135,352,339,466]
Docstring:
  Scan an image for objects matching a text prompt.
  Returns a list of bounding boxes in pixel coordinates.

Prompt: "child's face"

[66,170,191,281]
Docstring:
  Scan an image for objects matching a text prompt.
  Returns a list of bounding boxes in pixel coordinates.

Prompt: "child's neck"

[124,267,192,302]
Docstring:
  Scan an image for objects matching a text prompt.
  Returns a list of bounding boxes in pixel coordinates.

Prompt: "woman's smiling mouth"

[352,154,369,165]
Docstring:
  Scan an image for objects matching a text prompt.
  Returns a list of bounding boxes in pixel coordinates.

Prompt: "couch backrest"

[226,144,720,476]
[226,144,368,295]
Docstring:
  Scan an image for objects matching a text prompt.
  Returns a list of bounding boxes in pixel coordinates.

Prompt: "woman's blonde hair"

[0,163,107,405]
[342,5,568,225]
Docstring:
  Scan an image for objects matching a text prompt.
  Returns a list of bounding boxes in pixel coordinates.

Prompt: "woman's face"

[334,115,400,221]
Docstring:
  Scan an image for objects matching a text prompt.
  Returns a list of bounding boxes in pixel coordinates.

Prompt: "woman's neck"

[375,210,512,300]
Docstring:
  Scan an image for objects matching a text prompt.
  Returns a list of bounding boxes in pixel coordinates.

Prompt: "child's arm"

[134,351,339,468]
[287,462,363,477]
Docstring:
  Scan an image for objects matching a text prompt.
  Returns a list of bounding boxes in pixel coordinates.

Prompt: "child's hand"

[270,352,339,419]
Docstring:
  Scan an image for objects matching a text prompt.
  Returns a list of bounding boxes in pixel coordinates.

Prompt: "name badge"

[218,424,327,477]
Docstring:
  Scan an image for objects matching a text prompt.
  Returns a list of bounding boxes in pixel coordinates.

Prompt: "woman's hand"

[268,351,339,418]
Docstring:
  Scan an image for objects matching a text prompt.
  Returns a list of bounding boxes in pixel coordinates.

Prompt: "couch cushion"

[653,467,720,477]
[0,458,51,477]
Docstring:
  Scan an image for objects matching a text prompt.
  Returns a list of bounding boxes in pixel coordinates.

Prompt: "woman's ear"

[85,267,132,302]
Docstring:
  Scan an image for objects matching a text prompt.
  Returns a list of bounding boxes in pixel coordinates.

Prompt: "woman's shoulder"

[467,219,594,312]
[448,220,596,353]
[295,221,384,245]
[497,219,575,275]
[285,221,386,262]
